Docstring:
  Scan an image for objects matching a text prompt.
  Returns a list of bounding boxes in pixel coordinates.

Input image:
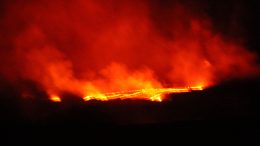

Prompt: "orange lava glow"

[50,95,62,102]
[0,0,258,102]
[83,86,203,102]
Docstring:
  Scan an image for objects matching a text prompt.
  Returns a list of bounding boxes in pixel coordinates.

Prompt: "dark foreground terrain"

[0,77,259,145]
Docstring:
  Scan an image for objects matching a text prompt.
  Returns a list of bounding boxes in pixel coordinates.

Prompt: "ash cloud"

[0,0,258,99]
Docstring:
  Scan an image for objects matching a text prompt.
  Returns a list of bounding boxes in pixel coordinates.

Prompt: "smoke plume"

[0,0,258,100]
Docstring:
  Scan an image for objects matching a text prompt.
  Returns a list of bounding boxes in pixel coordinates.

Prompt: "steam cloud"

[0,0,258,100]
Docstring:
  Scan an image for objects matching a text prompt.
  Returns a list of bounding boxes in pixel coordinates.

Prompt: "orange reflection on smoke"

[2,0,257,103]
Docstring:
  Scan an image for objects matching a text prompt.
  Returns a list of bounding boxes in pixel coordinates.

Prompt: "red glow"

[0,0,258,102]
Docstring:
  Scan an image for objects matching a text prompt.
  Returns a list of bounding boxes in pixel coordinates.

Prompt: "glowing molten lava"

[83,86,203,102]
[50,95,62,102]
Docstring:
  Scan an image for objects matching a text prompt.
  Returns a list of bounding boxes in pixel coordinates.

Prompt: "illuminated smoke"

[0,0,258,101]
